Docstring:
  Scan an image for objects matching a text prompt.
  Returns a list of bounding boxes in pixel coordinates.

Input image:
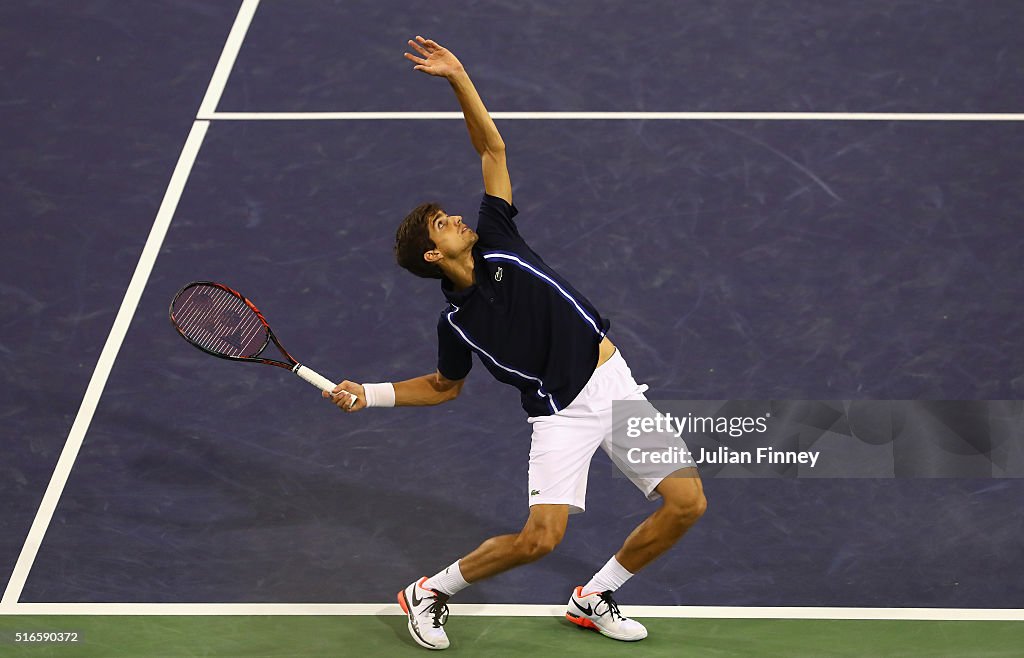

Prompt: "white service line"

[199,111,1024,122]
[3,603,1023,621]
[1,0,262,608]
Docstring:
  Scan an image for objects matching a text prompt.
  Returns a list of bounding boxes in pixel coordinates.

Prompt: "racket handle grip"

[292,364,336,393]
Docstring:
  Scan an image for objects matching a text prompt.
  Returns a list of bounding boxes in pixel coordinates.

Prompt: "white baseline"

[0,603,1020,621]
[200,111,1024,121]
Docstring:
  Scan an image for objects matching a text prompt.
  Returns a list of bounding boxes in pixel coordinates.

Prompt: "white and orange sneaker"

[565,586,648,641]
[398,577,451,650]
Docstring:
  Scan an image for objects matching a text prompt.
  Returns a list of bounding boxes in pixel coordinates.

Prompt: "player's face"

[427,210,477,259]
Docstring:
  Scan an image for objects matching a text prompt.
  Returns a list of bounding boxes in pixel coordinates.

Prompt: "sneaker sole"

[397,588,448,650]
[565,612,647,642]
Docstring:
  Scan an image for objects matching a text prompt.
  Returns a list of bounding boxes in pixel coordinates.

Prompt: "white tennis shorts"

[526,349,694,514]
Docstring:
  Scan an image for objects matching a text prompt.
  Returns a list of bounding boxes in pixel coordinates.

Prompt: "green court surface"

[1,615,1022,657]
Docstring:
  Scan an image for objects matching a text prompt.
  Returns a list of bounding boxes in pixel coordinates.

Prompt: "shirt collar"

[441,245,486,304]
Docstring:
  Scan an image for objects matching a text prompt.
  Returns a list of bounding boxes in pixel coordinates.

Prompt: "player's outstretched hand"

[404,35,464,78]
[323,380,365,412]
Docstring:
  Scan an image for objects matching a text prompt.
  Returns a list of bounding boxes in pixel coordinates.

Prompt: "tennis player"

[324,36,706,651]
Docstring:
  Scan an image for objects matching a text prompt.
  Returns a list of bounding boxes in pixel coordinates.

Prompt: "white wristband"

[363,382,396,408]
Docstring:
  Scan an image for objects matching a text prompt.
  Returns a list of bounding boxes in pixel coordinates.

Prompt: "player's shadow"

[93,409,601,603]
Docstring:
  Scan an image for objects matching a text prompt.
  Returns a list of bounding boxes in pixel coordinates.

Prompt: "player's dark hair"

[395,202,444,279]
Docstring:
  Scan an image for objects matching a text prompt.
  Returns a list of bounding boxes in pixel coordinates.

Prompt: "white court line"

[2,603,1022,621]
[1,0,261,610]
[199,111,1024,121]
[197,0,260,117]
[0,121,209,608]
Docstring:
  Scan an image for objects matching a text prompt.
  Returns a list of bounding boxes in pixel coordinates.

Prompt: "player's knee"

[521,537,559,562]
[514,528,562,562]
[691,489,708,520]
[664,486,707,526]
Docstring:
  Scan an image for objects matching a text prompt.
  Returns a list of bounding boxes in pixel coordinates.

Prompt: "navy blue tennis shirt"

[437,194,610,417]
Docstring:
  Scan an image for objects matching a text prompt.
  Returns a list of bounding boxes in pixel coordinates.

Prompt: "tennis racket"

[169,281,353,404]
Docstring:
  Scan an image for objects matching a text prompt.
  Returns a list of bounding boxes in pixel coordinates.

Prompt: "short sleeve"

[437,311,473,380]
[475,193,520,242]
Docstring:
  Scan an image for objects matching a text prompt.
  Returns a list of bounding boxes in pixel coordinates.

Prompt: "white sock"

[582,556,633,594]
[423,560,470,596]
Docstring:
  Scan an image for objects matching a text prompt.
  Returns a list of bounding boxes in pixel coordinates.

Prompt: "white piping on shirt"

[445,305,559,414]
[482,251,605,337]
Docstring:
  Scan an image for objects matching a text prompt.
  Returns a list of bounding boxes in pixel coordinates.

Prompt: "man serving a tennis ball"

[324,36,706,651]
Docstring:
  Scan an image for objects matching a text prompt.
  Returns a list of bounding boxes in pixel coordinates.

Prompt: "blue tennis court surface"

[2,0,1022,629]
[219,0,1021,113]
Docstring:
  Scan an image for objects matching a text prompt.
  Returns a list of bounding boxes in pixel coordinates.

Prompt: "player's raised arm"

[404,36,512,205]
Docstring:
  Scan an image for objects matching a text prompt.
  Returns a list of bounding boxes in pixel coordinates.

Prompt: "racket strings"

[173,285,267,358]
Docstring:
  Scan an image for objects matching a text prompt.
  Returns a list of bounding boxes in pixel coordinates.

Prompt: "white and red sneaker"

[398,577,451,650]
[566,586,648,641]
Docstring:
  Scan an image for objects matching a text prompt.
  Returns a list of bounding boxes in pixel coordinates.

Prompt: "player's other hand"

[404,36,464,78]
[323,381,365,412]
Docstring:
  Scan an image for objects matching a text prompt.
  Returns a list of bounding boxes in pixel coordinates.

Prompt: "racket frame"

[169,281,350,401]
[169,281,298,369]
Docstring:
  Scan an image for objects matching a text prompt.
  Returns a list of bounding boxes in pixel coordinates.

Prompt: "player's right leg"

[398,577,452,651]
[458,503,569,581]
[564,349,705,641]
[398,405,601,650]
[398,504,568,650]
